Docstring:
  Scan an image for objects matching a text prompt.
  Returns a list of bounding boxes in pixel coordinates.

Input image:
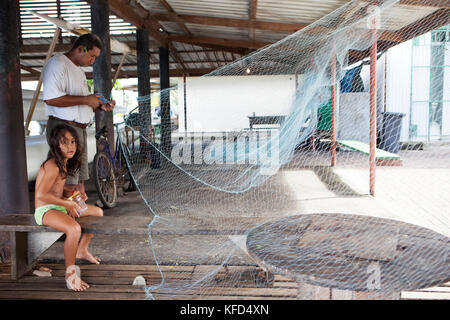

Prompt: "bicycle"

[92,124,136,208]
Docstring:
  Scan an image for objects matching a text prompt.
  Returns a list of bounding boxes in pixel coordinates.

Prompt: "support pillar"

[0,0,30,263]
[91,0,113,152]
[331,48,337,167]
[368,7,378,196]
[159,46,172,158]
[136,28,152,161]
[183,73,187,138]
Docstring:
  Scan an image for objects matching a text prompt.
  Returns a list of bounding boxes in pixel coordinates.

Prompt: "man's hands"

[84,94,116,112]
[84,94,102,109]
[45,94,115,111]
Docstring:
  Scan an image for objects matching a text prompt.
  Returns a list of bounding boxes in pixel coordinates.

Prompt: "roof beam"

[26,10,135,55]
[399,0,450,9]
[25,60,234,69]
[20,43,73,53]
[399,8,450,40]
[172,42,249,55]
[20,41,246,63]
[157,0,192,36]
[20,64,40,76]
[20,38,161,54]
[107,0,187,71]
[151,13,308,33]
[21,67,216,81]
[348,8,450,65]
[154,0,192,71]
[91,0,166,45]
[20,48,238,59]
[167,35,271,50]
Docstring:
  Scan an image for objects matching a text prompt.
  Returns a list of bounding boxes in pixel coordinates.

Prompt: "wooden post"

[331,47,337,167]
[369,7,378,196]
[183,73,187,140]
[112,52,127,89]
[159,45,172,157]
[136,28,152,160]
[0,0,30,263]
[24,28,60,136]
[91,0,113,152]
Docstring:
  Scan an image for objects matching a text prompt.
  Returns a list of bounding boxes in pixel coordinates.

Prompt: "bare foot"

[66,265,89,291]
[76,250,101,264]
[38,266,52,273]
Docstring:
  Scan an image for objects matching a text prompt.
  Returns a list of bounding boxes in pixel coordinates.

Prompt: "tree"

[86,79,122,94]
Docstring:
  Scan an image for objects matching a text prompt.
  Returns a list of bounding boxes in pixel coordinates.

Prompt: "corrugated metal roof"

[151,0,250,19]
[159,21,184,34]
[256,0,350,24]
[17,0,449,80]
[379,4,439,31]
[20,0,136,38]
[134,0,167,13]
[185,23,250,40]
[254,29,293,43]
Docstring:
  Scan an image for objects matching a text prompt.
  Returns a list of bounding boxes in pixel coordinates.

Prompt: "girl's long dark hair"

[43,124,82,179]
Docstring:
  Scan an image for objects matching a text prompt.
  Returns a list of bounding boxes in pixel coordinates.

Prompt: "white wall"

[26,128,97,181]
[385,33,450,141]
[385,39,413,142]
[442,39,450,136]
[22,89,47,122]
[338,92,370,143]
[177,75,297,132]
[360,52,388,138]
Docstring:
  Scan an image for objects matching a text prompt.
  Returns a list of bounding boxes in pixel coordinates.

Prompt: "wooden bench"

[0,214,152,280]
[0,214,262,280]
[337,139,402,166]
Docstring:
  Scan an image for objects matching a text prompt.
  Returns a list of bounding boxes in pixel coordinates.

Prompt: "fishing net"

[118,0,450,299]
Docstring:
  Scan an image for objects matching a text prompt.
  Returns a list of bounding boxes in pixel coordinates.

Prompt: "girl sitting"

[34,124,103,291]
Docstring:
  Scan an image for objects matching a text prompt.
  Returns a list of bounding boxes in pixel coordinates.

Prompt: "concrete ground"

[34,140,450,269]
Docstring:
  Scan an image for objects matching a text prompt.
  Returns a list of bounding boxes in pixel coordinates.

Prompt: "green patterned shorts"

[34,205,67,226]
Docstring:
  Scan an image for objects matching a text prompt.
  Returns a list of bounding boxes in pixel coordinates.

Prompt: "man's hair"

[71,33,102,52]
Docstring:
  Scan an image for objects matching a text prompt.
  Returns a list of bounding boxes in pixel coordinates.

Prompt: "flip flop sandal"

[65,265,82,291]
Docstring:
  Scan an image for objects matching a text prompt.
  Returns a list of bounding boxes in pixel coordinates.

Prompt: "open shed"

[0,0,449,302]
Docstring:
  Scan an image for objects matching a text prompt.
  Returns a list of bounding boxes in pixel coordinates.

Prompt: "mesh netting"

[118,0,450,299]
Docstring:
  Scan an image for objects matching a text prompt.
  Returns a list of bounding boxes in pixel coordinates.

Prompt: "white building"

[384,26,450,142]
[177,26,449,145]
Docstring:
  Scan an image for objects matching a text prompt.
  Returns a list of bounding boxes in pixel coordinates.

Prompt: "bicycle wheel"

[93,151,117,208]
[115,153,135,192]
[119,152,137,192]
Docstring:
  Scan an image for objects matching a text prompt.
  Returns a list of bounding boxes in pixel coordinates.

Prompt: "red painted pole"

[369,9,378,196]
[331,48,337,167]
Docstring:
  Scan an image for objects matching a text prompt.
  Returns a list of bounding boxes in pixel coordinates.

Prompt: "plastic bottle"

[68,191,88,216]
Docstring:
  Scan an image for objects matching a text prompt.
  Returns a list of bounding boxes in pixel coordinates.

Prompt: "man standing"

[42,33,115,200]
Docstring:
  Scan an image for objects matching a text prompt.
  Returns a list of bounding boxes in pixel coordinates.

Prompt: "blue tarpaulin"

[340,65,363,93]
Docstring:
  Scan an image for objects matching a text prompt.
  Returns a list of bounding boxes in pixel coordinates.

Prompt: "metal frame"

[410,24,450,141]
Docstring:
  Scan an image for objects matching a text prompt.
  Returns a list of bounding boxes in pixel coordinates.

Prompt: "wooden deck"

[0,263,297,300]
[0,263,448,300]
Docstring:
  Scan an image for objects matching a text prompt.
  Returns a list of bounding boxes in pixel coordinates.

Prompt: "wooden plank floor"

[0,263,448,300]
[0,263,297,300]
